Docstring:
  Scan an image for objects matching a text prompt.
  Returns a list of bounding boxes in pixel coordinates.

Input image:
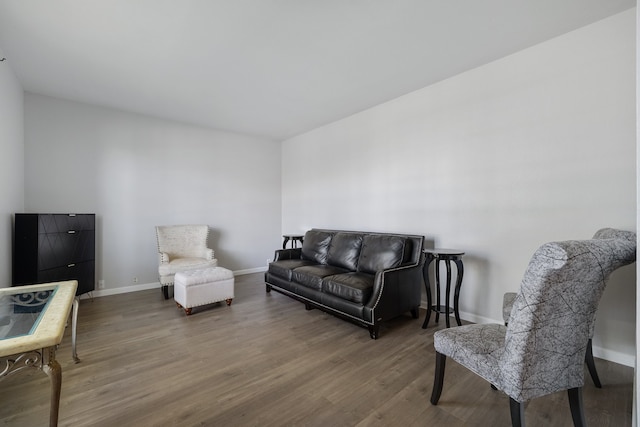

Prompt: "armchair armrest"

[204,248,215,260]
[159,252,170,264]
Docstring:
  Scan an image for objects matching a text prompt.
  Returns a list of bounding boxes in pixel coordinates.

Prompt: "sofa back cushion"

[357,234,406,274]
[326,232,363,271]
[301,230,333,264]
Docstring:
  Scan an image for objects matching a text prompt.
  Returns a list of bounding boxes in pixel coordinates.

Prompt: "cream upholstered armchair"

[430,228,636,427]
[156,225,217,299]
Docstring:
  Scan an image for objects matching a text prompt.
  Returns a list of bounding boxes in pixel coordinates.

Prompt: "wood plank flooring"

[0,273,633,426]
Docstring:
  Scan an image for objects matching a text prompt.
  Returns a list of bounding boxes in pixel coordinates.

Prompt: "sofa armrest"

[365,258,424,322]
[274,248,302,261]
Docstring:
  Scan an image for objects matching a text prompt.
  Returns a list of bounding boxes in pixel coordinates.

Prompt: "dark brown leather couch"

[265,229,424,339]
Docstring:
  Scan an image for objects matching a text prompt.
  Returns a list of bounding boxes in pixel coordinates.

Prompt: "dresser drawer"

[37,230,95,270]
[37,260,95,295]
[38,214,95,234]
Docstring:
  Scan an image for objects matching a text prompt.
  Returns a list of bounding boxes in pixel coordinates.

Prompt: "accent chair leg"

[162,285,169,300]
[568,387,586,427]
[430,352,446,405]
[509,398,525,427]
[585,339,602,388]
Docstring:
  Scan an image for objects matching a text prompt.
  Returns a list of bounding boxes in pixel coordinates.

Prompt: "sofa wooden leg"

[184,307,192,315]
[368,325,379,340]
[410,307,419,319]
[265,284,272,293]
[225,298,233,306]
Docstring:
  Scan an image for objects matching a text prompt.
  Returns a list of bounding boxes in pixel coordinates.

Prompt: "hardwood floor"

[0,273,633,426]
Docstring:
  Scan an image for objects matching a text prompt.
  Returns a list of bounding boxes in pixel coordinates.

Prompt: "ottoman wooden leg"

[225,298,233,306]
[184,307,192,315]
[176,302,182,308]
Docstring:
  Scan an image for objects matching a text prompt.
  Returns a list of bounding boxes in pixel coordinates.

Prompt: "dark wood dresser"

[13,213,95,296]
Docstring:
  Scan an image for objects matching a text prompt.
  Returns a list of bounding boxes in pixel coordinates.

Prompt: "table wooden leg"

[444,259,452,328]
[435,258,442,323]
[453,259,464,326]
[422,254,436,329]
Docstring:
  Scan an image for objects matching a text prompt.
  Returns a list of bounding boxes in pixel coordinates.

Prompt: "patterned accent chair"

[156,225,218,299]
[430,228,636,427]
[500,228,634,388]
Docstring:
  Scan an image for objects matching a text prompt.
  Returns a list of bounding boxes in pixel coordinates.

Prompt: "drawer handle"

[68,230,76,234]
[67,263,76,268]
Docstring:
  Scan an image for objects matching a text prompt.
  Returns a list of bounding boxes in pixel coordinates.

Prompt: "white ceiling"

[0,1,635,140]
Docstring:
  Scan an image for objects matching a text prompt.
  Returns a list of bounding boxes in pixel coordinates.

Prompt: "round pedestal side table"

[422,249,465,329]
[282,234,304,249]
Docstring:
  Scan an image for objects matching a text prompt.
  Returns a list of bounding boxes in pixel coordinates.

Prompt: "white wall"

[282,10,637,365]
[0,50,24,287]
[24,94,282,292]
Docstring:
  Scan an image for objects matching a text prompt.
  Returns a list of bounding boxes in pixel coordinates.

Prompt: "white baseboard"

[233,266,267,275]
[592,346,635,367]
[79,281,159,299]
[79,267,267,300]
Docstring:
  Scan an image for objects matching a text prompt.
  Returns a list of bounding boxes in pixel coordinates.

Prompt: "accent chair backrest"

[156,225,210,259]
[500,229,636,403]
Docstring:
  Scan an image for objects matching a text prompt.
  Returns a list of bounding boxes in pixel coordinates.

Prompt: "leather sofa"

[265,229,425,339]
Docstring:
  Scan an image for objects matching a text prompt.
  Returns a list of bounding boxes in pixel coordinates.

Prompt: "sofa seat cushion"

[323,272,375,304]
[357,235,407,274]
[292,265,349,290]
[268,259,316,281]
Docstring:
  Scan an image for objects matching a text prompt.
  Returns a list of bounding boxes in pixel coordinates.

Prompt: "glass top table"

[0,286,57,340]
[0,281,78,427]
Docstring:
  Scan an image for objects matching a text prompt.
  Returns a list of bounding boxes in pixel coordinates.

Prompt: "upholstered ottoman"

[174,267,234,315]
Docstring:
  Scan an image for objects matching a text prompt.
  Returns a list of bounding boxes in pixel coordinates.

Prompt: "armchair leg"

[568,387,586,427]
[430,352,446,405]
[162,285,169,300]
[509,398,525,427]
[585,339,602,388]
